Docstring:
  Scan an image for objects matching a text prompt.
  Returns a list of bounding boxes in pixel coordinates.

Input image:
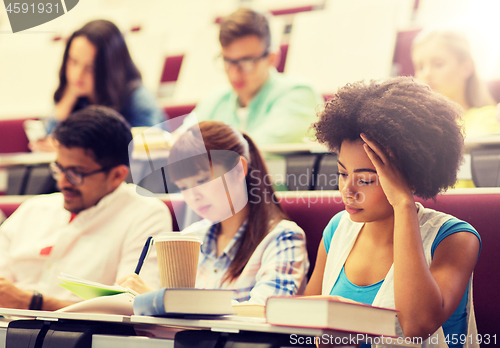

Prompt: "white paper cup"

[155,232,201,288]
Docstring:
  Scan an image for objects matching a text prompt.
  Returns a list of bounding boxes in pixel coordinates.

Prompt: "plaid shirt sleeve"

[241,222,309,305]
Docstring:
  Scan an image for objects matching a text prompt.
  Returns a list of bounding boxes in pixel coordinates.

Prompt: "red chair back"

[0,118,31,153]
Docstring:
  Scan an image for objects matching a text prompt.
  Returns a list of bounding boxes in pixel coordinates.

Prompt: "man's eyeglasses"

[50,162,111,186]
[217,51,270,73]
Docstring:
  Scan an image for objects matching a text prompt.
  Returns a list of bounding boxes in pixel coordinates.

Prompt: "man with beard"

[0,106,171,310]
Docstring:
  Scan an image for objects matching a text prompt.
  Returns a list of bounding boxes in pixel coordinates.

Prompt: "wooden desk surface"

[259,142,328,155]
[0,307,360,339]
[258,134,500,156]
[0,152,56,168]
[1,134,499,167]
[464,134,500,152]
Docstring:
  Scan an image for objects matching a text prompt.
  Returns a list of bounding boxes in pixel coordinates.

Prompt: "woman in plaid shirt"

[120,121,309,304]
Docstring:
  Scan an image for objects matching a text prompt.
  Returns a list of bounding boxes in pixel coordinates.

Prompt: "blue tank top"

[323,211,480,348]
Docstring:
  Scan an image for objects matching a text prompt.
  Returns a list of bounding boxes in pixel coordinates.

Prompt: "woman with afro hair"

[305,77,480,348]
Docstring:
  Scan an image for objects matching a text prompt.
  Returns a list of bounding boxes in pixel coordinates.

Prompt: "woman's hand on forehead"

[360,133,413,207]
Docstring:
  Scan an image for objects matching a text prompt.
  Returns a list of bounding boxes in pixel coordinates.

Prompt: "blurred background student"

[119,121,309,305]
[31,19,166,152]
[412,29,499,137]
[177,8,322,145]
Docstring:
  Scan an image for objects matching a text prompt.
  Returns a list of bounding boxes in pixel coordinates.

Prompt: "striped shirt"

[193,219,309,305]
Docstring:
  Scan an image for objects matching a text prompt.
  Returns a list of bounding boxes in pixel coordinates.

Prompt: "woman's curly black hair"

[313,76,464,200]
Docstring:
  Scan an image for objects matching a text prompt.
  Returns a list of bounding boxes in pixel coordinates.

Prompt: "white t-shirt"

[0,183,172,301]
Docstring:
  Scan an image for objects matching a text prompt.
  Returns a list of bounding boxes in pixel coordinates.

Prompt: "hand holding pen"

[117,236,155,294]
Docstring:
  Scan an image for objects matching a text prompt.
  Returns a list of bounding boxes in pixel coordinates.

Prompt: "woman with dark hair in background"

[119,120,309,305]
[32,19,165,151]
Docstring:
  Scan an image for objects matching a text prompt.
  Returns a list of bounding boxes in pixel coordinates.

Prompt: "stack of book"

[57,272,397,340]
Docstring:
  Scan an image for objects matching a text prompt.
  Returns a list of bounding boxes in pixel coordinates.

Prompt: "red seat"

[0,118,32,154]
[162,198,185,232]
[277,44,288,74]
[276,190,500,338]
[214,6,316,24]
[160,55,184,83]
[0,202,25,218]
[163,104,196,121]
[415,193,500,337]
[162,104,196,132]
[393,29,421,77]
[2,189,498,336]
[269,6,316,16]
[1,194,186,233]
[277,192,344,278]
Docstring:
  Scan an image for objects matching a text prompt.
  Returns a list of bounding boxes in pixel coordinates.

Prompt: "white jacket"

[0,183,172,301]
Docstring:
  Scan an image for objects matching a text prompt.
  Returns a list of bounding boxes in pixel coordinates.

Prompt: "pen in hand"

[135,236,154,275]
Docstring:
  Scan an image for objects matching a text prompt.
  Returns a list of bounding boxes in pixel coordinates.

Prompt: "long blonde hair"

[412,30,495,109]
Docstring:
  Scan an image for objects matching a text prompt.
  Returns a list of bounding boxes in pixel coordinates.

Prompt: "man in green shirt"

[179,8,323,145]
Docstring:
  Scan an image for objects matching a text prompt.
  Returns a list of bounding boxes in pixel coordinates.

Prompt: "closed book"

[133,288,235,317]
[266,296,397,337]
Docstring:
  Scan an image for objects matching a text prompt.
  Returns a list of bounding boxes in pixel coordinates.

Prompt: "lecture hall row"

[2,0,500,194]
[1,0,500,344]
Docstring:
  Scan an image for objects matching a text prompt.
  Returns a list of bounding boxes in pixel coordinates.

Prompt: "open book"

[56,293,135,316]
[266,295,397,337]
[58,273,137,301]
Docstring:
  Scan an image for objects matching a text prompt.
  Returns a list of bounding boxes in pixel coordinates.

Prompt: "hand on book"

[117,274,154,295]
